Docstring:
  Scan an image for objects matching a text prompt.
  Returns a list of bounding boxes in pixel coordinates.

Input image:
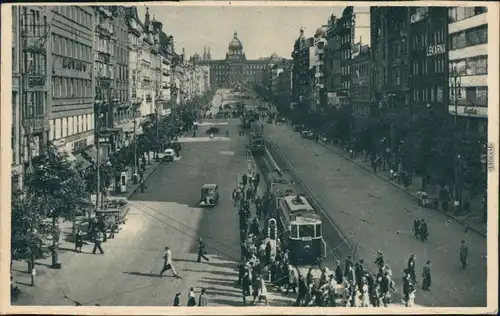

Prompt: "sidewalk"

[317,140,487,237]
[11,152,165,301]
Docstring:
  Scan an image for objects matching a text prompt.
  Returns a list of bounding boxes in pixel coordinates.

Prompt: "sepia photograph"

[1,1,498,314]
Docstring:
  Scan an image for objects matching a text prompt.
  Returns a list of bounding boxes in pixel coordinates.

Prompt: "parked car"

[266,117,273,124]
[162,149,175,162]
[300,130,315,139]
[206,126,220,134]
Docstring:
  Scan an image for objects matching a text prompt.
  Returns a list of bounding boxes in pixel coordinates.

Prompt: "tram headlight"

[304,244,311,253]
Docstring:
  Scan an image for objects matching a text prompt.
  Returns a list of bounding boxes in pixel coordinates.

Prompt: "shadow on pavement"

[200,276,238,283]
[210,297,245,306]
[122,271,163,278]
[202,289,242,298]
[34,261,53,268]
[200,278,239,289]
[181,269,237,278]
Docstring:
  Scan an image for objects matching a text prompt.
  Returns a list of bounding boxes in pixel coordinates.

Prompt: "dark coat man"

[407,254,417,283]
[422,261,432,291]
[460,240,468,269]
[197,238,209,263]
[335,262,344,284]
[413,219,421,238]
[420,220,428,241]
[344,256,353,276]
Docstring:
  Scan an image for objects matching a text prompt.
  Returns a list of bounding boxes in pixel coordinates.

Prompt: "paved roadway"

[11,93,292,307]
[263,121,487,307]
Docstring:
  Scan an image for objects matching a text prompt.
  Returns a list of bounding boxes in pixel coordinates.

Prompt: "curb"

[125,160,163,199]
[318,141,487,238]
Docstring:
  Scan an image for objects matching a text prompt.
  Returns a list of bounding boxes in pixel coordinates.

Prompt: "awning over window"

[84,147,98,162]
[74,153,92,170]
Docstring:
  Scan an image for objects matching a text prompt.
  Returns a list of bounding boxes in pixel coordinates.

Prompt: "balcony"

[23,115,49,134]
[25,73,46,88]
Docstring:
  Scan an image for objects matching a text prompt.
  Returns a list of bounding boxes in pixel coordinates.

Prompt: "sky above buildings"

[136,5,345,60]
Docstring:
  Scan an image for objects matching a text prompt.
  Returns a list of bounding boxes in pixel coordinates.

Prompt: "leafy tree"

[21,145,90,266]
[11,180,52,272]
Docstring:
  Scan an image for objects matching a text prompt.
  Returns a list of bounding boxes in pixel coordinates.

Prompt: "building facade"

[447,6,488,139]
[11,6,23,188]
[408,7,449,116]
[291,28,314,112]
[325,14,342,108]
[312,26,327,113]
[370,7,411,117]
[200,32,271,89]
[17,6,53,177]
[49,5,95,166]
[350,44,371,122]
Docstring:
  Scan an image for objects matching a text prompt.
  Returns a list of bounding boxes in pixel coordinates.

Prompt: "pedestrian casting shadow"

[122,271,163,278]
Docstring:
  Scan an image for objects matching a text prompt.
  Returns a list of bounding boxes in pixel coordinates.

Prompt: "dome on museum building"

[228,32,243,50]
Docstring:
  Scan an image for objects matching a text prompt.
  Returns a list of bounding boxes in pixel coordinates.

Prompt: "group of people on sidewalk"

[172,287,208,306]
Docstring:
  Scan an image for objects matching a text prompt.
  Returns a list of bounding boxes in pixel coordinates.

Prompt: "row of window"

[96,37,114,56]
[448,6,487,23]
[450,25,488,50]
[411,56,446,75]
[52,34,92,62]
[212,64,266,70]
[53,6,93,29]
[411,86,444,103]
[449,86,488,106]
[350,85,370,100]
[412,29,445,49]
[95,61,114,79]
[451,56,487,76]
[352,62,369,77]
[52,77,92,99]
[22,51,46,76]
[50,113,94,141]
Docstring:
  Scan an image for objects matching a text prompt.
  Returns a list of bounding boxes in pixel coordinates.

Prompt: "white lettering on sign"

[220,151,235,156]
[463,106,479,116]
[427,44,446,57]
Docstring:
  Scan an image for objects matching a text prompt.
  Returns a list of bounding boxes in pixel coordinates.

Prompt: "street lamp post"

[450,64,462,210]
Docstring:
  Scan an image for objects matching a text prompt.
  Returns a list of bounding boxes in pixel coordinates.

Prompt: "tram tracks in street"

[260,139,408,306]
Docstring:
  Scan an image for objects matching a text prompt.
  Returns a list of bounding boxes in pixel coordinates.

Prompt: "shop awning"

[74,153,92,170]
[84,147,98,162]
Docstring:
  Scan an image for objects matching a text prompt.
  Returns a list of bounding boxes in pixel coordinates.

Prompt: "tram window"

[315,223,322,238]
[290,224,299,239]
[299,224,315,238]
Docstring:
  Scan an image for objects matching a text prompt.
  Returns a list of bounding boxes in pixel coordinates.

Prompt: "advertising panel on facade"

[448,105,488,118]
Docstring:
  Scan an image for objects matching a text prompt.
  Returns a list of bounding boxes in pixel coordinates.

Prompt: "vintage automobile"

[199,184,219,207]
[300,130,315,139]
[162,148,176,162]
[266,117,273,124]
[206,126,220,134]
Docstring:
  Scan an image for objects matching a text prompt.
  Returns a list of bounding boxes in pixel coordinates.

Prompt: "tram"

[267,172,324,264]
[248,121,265,155]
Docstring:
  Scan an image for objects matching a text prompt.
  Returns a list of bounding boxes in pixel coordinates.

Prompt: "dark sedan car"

[206,126,220,134]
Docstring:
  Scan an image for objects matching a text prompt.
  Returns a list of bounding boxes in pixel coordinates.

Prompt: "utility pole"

[450,64,462,211]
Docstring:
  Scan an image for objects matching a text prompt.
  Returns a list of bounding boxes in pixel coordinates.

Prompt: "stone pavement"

[10,152,164,303]
[317,140,487,237]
